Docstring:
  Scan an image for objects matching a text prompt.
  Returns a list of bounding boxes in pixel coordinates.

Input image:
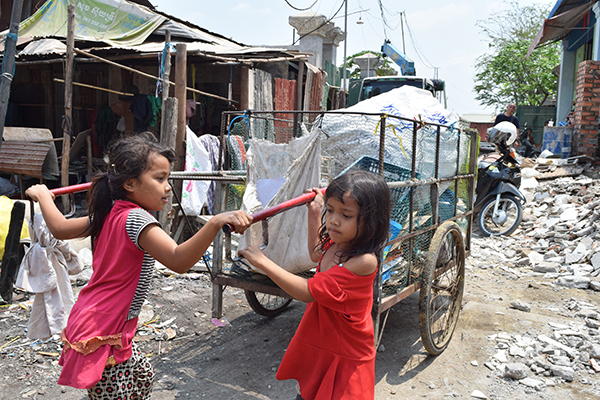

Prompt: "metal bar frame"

[208,110,477,332]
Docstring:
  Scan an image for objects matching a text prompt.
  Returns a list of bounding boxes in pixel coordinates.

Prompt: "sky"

[149,0,556,117]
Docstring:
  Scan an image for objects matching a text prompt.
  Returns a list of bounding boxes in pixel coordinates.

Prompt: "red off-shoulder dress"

[276,243,376,400]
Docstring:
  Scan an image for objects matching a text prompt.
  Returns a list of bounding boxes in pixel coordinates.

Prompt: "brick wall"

[573,60,600,162]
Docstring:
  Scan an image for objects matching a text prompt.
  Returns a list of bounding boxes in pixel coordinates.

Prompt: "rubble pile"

[484,297,600,392]
[469,173,600,394]
[472,175,600,292]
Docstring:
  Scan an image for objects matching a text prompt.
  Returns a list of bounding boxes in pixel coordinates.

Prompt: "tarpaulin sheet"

[14,0,166,47]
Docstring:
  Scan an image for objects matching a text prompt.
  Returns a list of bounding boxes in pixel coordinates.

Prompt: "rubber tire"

[419,221,465,356]
[477,194,523,237]
[244,291,292,317]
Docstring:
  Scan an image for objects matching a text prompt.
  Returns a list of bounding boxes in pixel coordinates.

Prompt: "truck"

[347,40,446,107]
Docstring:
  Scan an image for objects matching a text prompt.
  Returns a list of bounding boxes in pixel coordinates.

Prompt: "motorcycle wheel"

[477,194,523,236]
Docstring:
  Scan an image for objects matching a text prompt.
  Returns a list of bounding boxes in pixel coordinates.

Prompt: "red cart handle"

[223,187,326,234]
[49,182,93,196]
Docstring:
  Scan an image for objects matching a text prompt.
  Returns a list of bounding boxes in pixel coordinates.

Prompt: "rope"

[155,42,176,97]
[227,111,250,140]
[1,32,19,84]
[373,117,409,159]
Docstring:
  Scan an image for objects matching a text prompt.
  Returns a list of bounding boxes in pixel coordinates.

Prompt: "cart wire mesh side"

[212,110,477,351]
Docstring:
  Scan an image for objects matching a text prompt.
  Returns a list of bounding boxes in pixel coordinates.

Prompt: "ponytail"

[86,172,113,244]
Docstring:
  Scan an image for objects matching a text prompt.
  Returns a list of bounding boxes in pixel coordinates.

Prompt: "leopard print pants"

[87,342,154,400]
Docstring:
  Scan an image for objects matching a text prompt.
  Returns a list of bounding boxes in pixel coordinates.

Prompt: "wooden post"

[173,43,187,194]
[60,4,76,211]
[158,97,178,233]
[295,60,305,137]
[0,201,25,302]
[86,134,92,179]
[0,0,24,148]
[240,65,249,110]
[159,31,172,141]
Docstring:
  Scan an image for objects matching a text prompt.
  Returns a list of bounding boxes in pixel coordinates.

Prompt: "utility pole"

[0,0,24,149]
[60,4,75,210]
[342,0,348,92]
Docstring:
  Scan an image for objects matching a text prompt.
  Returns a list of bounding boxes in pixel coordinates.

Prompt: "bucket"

[541,126,573,158]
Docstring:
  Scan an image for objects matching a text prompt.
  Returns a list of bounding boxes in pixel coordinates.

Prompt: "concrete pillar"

[323,24,345,66]
[593,3,600,60]
[289,12,329,68]
[354,53,382,79]
[557,39,576,122]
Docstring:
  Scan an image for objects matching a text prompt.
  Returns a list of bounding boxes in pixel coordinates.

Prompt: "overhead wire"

[284,0,318,12]
[292,0,346,45]
[376,0,389,40]
[402,12,436,70]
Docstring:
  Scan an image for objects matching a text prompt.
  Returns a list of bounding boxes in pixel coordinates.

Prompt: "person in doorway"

[494,103,520,135]
[239,170,391,400]
[25,132,252,399]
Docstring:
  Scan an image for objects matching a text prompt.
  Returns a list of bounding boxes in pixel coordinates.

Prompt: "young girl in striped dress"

[26,132,251,399]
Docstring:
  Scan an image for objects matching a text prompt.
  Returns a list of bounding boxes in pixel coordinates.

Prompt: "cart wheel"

[419,221,465,355]
[244,291,293,317]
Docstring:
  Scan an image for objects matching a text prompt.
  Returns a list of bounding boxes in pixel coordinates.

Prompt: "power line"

[402,12,436,70]
[376,0,389,40]
[293,0,346,45]
[284,0,318,12]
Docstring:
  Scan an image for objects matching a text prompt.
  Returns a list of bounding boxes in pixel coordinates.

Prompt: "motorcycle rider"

[518,126,537,158]
[495,103,520,136]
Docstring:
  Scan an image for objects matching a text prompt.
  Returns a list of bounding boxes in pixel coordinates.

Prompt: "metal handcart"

[208,110,478,355]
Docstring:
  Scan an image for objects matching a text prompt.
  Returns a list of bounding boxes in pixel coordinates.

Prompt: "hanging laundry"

[16,214,83,339]
[131,94,153,133]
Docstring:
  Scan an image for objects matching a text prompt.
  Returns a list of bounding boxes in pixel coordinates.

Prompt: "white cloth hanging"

[15,214,83,339]
[239,130,321,274]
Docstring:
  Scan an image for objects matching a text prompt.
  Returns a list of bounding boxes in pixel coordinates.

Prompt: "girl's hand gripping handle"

[222,188,326,234]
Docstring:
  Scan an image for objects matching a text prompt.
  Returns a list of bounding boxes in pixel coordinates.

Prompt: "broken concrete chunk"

[470,389,488,399]
[519,377,546,391]
[556,276,591,289]
[504,362,529,379]
[549,365,575,382]
[510,300,531,312]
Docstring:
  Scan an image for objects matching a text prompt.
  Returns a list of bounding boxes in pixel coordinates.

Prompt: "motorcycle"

[475,121,526,236]
[516,125,540,158]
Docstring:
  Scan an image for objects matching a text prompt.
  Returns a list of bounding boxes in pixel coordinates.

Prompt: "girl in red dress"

[239,170,391,400]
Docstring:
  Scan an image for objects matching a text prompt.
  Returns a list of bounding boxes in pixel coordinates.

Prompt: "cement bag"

[239,130,321,274]
[181,126,212,215]
[0,196,29,261]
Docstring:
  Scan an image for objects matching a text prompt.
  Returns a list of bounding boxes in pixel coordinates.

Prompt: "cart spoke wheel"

[419,221,465,355]
[244,291,293,317]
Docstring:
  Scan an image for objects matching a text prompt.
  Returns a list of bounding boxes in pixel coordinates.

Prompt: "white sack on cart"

[181,126,212,215]
[319,86,467,181]
[239,130,321,274]
[16,214,83,339]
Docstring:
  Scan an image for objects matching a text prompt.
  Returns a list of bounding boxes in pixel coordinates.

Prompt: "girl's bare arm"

[139,210,252,274]
[238,244,315,303]
[25,184,89,239]
[306,188,323,263]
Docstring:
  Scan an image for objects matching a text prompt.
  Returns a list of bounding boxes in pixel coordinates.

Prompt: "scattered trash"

[211,317,230,327]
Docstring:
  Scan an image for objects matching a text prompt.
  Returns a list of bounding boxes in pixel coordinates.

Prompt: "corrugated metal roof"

[2,0,305,62]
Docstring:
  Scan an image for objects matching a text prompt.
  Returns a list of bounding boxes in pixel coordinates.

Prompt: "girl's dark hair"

[85,132,175,243]
[317,170,391,264]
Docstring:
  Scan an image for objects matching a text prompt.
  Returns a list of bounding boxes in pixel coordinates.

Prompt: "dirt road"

[2,184,600,399]
[1,236,599,400]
